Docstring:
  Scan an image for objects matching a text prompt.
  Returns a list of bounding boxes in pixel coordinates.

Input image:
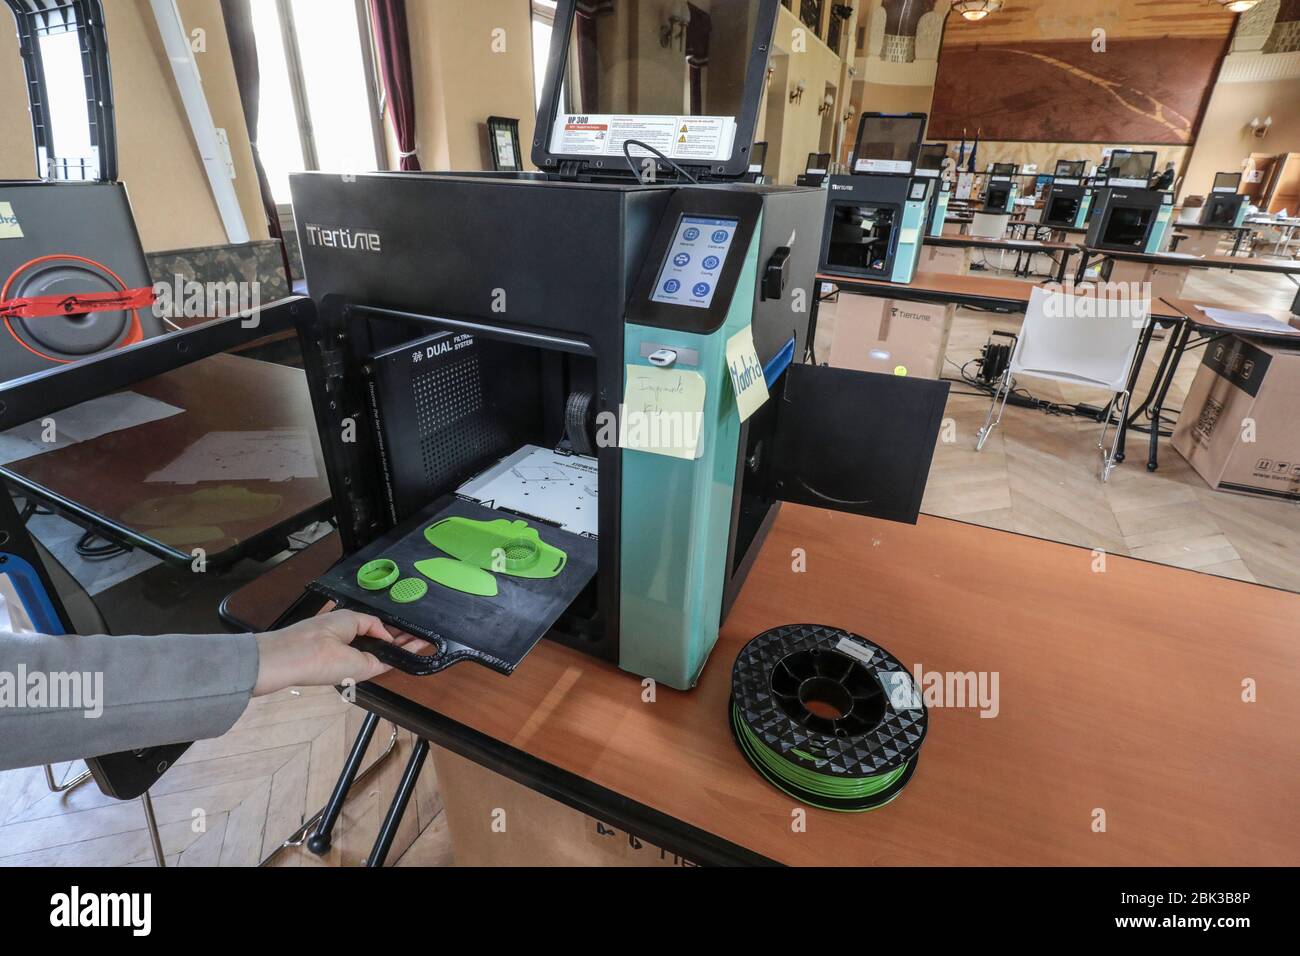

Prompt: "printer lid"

[851,112,927,176]
[531,0,780,180]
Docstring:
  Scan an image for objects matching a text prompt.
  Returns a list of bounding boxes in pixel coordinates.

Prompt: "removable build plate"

[311,496,597,675]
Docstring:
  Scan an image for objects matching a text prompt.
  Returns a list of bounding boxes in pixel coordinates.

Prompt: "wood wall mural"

[929,0,1237,145]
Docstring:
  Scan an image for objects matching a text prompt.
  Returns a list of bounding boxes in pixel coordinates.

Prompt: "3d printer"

[1200,172,1249,229]
[818,112,932,283]
[1039,159,1092,230]
[982,163,1019,215]
[291,0,948,691]
[1086,150,1174,254]
[916,143,951,238]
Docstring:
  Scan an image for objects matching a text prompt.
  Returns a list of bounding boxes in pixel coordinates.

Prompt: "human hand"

[253,608,432,696]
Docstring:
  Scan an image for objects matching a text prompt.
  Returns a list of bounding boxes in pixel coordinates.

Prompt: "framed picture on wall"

[487,116,523,172]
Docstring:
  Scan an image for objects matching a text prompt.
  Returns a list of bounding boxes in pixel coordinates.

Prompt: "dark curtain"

[368,0,420,171]
[219,0,290,277]
[685,5,711,116]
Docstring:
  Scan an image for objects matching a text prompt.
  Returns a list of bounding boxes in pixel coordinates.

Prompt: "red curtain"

[219,0,291,276]
[368,0,420,171]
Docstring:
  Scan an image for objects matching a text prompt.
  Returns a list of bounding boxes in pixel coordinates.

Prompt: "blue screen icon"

[663,279,681,294]
[683,227,701,241]
[692,282,711,298]
[673,253,691,267]
[702,255,720,271]
[711,229,730,243]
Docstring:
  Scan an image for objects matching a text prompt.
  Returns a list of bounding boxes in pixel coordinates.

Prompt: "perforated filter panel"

[367,331,540,523]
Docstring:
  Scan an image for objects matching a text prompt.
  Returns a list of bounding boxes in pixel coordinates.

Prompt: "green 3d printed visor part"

[729,624,927,813]
[357,559,400,591]
[424,516,567,579]
[389,578,429,604]
[415,558,499,597]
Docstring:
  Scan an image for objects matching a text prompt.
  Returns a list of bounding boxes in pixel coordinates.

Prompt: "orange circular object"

[1,253,147,364]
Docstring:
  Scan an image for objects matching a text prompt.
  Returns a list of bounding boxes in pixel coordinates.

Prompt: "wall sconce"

[951,0,1004,21]
[818,93,835,116]
[842,103,858,124]
[659,0,690,50]
[1249,115,1273,138]
[790,79,806,104]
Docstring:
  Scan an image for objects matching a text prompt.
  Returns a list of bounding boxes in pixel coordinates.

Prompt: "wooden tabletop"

[1161,297,1300,340]
[1,353,331,565]
[926,235,1077,253]
[370,506,1300,866]
[818,271,1184,320]
[1089,247,1300,273]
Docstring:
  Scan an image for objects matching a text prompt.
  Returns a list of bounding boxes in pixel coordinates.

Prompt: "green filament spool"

[729,624,927,813]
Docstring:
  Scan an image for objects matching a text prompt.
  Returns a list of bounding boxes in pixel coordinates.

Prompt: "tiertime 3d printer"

[292,0,948,691]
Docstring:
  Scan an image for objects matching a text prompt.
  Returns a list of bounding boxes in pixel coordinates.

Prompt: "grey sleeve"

[0,630,260,772]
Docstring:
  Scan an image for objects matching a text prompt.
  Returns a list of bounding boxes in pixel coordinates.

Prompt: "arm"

[0,610,418,773]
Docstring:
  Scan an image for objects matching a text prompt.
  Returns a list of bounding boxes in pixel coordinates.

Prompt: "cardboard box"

[921,243,968,276]
[431,745,697,867]
[1173,335,1300,501]
[823,294,954,379]
[1108,258,1187,302]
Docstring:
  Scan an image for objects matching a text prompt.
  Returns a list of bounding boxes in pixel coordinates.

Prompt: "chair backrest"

[972,211,1009,238]
[1011,286,1147,392]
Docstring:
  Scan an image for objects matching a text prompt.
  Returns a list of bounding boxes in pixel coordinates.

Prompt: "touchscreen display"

[650,216,738,309]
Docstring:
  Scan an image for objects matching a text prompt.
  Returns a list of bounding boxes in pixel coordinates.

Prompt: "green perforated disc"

[389,578,428,604]
[357,559,399,591]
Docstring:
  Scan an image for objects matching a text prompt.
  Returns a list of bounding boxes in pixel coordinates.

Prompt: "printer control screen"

[650,215,738,309]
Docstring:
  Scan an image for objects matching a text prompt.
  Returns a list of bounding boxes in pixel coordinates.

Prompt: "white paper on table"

[0,392,184,466]
[147,429,319,484]
[1196,306,1299,335]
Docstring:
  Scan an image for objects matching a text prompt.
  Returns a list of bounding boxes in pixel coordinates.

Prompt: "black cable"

[621,138,699,185]
[75,530,128,561]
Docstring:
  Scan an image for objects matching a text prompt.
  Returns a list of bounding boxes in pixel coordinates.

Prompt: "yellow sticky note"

[0,202,23,240]
[725,326,769,423]
[621,364,707,460]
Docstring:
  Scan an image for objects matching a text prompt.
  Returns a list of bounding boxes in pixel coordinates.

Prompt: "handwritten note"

[725,326,769,423]
[620,364,707,461]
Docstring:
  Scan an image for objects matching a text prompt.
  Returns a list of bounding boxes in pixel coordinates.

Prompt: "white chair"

[976,286,1147,481]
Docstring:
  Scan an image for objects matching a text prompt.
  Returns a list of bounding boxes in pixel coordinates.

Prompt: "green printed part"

[424,517,566,579]
[415,558,499,597]
[389,578,428,604]
[357,558,399,591]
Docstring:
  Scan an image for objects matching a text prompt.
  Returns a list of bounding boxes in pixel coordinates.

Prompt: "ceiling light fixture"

[951,1,1004,21]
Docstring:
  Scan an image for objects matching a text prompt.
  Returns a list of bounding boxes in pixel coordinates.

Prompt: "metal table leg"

[366,737,430,868]
[1145,322,1192,472]
[1115,317,1157,463]
[305,710,384,856]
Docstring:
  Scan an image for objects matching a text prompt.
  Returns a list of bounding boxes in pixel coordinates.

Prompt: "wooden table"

[1078,246,1300,283]
[355,506,1300,866]
[816,271,1183,319]
[1,353,332,568]
[925,235,1081,281]
[1116,297,1300,473]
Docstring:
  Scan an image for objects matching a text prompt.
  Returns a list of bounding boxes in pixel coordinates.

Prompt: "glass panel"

[547,0,760,162]
[290,0,379,176]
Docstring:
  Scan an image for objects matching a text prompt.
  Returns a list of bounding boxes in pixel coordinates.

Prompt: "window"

[250,0,384,203]
[38,29,97,180]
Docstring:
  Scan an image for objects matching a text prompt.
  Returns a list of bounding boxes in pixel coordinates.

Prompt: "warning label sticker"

[551,114,736,162]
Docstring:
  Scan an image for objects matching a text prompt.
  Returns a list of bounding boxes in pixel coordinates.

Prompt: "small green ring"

[357,559,400,591]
